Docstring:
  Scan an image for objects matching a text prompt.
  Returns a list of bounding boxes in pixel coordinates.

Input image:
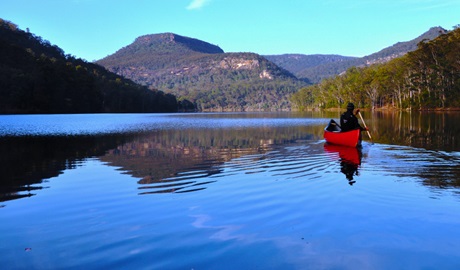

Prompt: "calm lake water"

[1,112,460,269]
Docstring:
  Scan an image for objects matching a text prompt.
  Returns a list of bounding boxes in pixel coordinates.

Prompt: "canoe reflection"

[324,144,362,185]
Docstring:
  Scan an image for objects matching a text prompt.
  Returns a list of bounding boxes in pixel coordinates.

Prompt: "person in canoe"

[340,103,368,132]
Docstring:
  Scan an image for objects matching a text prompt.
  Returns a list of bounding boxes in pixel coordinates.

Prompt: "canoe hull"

[324,129,361,148]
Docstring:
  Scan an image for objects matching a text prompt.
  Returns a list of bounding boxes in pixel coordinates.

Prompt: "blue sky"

[1,0,459,61]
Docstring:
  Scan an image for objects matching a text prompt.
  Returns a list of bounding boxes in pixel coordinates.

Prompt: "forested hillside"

[97,33,306,111]
[0,19,179,114]
[291,27,460,110]
[269,27,446,84]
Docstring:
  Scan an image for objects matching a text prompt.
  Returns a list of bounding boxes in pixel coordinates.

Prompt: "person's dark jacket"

[340,109,365,132]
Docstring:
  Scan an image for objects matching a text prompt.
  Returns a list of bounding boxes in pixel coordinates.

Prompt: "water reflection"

[369,111,460,152]
[0,135,134,202]
[3,112,460,270]
[2,112,460,202]
[0,115,326,201]
[100,126,323,194]
[324,144,363,185]
[366,144,460,191]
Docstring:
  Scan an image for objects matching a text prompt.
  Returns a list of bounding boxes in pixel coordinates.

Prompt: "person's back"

[340,103,363,132]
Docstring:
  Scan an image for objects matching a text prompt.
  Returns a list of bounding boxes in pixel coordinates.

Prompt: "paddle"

[357,111,373,143]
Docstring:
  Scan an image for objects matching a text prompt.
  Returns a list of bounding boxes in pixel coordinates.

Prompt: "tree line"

[0,19,180,114]
[291,26,460,110]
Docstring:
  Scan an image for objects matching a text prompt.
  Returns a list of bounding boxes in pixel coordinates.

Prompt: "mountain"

[264,54,358,81]
[97,33,306,111]
[266,26,448,84]
[0,19,178,114]
[361,26,448,65]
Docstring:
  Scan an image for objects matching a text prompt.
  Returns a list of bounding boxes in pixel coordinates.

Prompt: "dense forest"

[0,19,179,114]
[97,33,306,111]
[291,26,460,110]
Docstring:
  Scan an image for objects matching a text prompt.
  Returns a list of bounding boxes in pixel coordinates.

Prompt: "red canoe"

[324,128,362,147]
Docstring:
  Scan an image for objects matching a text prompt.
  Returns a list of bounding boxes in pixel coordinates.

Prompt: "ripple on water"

[136,142,334,195]
[362,144,460,180]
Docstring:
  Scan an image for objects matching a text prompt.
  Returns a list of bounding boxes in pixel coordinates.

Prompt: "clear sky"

[1,0,459,61]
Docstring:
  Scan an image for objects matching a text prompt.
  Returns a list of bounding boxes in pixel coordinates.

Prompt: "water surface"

[1,112,460,269]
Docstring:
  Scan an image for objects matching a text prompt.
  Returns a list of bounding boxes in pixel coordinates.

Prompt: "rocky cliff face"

[96,33,304,111]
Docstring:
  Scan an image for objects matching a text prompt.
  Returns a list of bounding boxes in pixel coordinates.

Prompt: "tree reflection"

[0,135,134,202]
[3,111,460,203]
[0,123,324,202]
[369,111,460,152]
[100,126,322,194]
